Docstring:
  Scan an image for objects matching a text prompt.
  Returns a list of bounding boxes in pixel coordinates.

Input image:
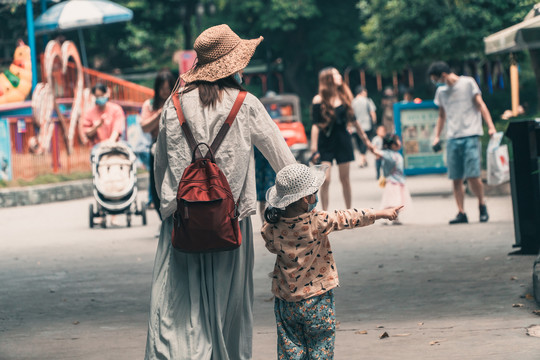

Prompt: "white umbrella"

[484,3,540,55]
[33,0,133,68]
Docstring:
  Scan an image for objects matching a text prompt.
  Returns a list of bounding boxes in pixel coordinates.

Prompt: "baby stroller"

[89,142,147,228]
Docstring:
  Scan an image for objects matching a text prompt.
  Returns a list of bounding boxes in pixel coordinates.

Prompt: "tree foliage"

[356,0,536,74]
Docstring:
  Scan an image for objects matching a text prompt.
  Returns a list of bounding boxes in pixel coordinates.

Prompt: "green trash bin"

[505,118,540,255]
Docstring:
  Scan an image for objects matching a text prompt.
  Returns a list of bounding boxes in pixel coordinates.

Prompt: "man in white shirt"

[428,61,496,224]
[351,86,377,167]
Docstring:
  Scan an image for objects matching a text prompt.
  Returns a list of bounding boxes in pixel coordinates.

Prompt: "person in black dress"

[310,67,373,210]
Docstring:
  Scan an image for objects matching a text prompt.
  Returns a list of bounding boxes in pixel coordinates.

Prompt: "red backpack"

[170,91,247,252]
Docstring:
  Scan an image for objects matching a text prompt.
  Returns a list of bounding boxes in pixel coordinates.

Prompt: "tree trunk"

[528,48,540,114]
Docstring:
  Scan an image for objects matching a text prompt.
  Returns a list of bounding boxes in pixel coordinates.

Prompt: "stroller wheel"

[89,204,94,228]
[141,203,147,226]
[100,215,107,228]
[126,214,132,227]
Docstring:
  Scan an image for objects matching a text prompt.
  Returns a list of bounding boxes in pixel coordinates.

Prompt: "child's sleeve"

[261,223,278,254]
[317,209,376,235]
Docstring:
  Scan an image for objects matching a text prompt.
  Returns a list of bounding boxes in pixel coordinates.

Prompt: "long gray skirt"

[145,216,254,360]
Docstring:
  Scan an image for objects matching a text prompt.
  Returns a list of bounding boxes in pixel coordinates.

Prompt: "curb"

[0,174,149,208]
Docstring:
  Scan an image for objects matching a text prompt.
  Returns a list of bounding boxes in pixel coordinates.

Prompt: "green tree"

[356,0,535,75]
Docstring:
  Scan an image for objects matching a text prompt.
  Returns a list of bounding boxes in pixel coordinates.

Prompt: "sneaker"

[449,212,468,224]
[479,204,489,223]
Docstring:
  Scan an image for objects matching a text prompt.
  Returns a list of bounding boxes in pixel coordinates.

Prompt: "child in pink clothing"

[261,163,401,359]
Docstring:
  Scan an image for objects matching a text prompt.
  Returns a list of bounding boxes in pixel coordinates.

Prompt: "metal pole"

[41,0,48,44]
[26,0,38,90]
[77,28,89,69]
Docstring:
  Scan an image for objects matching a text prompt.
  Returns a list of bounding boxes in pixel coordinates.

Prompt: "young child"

[373,134,412,225]
[261,163,401,359]
[372,125,386,180]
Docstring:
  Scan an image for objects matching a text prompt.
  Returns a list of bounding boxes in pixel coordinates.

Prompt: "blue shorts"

[446,136,481,180]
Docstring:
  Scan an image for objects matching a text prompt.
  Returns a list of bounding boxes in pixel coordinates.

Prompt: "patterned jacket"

[261,208,376,302]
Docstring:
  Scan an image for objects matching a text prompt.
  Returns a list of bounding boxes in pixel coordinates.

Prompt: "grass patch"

[0,171,93,188]
[0,167,149,189]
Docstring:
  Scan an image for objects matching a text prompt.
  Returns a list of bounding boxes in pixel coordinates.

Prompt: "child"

[372,125,386,180]
[373,134,412,225]
[261,163,401,359]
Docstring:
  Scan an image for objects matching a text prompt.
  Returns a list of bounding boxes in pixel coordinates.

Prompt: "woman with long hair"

[140,69,176,218]
[144,25,296,359]
[310,67,372,210]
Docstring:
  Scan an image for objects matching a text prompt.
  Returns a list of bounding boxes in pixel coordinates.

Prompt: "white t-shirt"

[352,96,376,131]
[434,76,483,139]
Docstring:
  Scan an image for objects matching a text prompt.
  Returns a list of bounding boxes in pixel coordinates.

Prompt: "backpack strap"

[209,91,247,156]
[171,92,203,160]
[171,90,247,160]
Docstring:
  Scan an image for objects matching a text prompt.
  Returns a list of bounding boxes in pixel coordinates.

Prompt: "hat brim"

[266,164,328,210]
[180,36,263,83]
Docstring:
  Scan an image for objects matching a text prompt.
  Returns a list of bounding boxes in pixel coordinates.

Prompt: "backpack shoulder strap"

[171,92,203,159]
[209,91,247,156]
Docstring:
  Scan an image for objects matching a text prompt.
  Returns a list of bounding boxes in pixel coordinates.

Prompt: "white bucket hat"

[266,164,328,209]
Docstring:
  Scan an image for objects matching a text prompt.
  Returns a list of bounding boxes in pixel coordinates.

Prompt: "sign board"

[393,101,446,175]
[174,50,197,81]
[0,118,13,181]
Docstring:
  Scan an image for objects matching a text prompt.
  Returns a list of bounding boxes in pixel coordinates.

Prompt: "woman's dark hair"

[92,83,107,95]
[264,206,283,224]
[383,134,400,149]
[183,75,244,108]
[152,70,176,111]
[427,61,451,77]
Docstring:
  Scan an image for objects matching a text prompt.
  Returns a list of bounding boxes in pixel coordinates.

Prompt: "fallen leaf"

[377,325,385,328]
[430,340,442,346]
[510,276,518,280]
[525,294,534,300]
[336,321,341,329]
[355,330,368,335]
[533,310,540,316]
[527,325,540,337]
[512,303,524,307]
[379,332,389,339]
[392,333,411,337]
[417,322,424,326]
[73,321,80,325]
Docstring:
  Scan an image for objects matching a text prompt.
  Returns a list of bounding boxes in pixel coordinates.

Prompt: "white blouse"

[154,88,296,220]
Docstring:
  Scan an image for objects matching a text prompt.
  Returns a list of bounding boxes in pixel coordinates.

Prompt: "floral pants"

[274,290,336,360]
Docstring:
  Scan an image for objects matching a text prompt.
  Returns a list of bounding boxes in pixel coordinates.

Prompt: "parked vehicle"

[260,93,309,164]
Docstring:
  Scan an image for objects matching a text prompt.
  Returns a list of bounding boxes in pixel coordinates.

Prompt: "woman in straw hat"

[144,24,296,360]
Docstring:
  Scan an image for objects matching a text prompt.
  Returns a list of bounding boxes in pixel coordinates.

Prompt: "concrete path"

[0,157,538,359]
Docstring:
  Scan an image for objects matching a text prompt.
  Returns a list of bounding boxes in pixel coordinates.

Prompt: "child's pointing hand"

[375,205,404,221]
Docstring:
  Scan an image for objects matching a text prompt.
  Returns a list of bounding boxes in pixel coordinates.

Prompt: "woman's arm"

[140,100,162,134]
[352,120,373,151]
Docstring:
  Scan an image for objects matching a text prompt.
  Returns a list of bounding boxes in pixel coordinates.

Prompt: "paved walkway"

[0,156,538,359]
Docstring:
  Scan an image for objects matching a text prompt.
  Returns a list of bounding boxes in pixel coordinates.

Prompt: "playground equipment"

[31,40,86,155]
[0,40,33,105]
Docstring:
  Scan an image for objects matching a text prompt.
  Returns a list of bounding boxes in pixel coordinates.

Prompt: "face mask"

[95,96,109,106]
[431,77,445,88]
[308,193,318,212]
[234,72,243,85]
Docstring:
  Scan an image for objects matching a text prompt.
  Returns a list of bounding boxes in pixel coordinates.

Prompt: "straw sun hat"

[266,164,328,210]
[180,24,263,83]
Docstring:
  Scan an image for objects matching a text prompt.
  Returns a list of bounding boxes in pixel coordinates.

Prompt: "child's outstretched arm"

[318,208,377,235]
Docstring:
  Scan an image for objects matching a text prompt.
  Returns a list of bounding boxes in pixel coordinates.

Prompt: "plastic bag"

[487,132,510,185]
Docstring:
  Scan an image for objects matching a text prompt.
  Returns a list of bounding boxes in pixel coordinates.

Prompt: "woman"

[310,67,372,210]
[145,24,296,360]
[140,70,176,218]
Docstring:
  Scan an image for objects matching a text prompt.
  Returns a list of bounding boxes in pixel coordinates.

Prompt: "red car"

[260,93,309,164]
